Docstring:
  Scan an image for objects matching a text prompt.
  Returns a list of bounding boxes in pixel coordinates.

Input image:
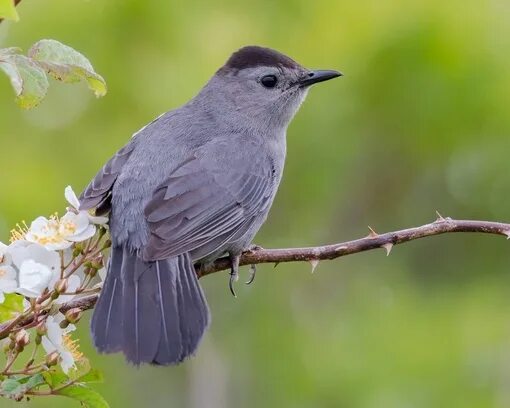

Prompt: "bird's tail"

[91,246,210,365]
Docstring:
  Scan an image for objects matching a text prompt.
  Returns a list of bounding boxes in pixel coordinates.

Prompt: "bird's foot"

[246,244,263,254]
[228,253,240,298]
[243,244,262,285]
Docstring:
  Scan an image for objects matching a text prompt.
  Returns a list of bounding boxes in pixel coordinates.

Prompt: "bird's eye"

[260,75,278,88]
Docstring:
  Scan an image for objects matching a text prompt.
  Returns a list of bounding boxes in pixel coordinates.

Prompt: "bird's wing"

[79,143,135,213]
[143,140,275,261]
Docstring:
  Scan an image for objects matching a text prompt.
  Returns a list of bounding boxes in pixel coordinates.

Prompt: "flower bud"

[45,351,59,367]
[59,319,70,329]
[90,254,104,270]
[2,339,12,352]
[55,278,68,294]
[35,321,47,337]
[72,243,84,257]
[14,329,30,351]
[65,308,82,324]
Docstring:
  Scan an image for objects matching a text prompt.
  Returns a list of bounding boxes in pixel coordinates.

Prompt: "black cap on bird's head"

[224,46,300,71]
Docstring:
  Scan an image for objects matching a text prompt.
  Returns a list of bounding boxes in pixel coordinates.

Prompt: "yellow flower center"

[10,221,29,242]
[63,334,83,361]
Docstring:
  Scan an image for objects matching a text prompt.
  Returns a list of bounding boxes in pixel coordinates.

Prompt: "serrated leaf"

[0,293,25,323]
[0,54,49,108]
[57,384,110,408]
[28,39,107,97]
[0,0,19,22]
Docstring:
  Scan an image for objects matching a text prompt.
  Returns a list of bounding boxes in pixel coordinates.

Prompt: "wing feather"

[79,143,135,212]
[143,149,274,261]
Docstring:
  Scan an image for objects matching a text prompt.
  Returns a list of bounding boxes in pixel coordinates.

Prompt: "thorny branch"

[1,216,510,333]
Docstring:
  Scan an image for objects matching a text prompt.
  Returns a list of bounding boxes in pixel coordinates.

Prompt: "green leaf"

[41,370,67,390]
[0,374,44,399]
[28,39,107,97]
[0,0,19,22]
[57,384,110,408]
[0,54,49,109]
[23,373,45,391]
[0,378,22,396]
[67,357,91,382]
[78,369,104,384]
[0,293,25,323]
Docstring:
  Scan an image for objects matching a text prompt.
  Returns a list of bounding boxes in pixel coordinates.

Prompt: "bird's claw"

[229,271,238,297]
[245,264,256,285]
[228,253,240,298]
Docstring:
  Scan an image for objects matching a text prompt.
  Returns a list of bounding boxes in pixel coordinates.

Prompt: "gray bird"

[79,45,341,365]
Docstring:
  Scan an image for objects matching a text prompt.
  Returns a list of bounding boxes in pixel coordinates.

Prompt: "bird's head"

[202,46,342,131]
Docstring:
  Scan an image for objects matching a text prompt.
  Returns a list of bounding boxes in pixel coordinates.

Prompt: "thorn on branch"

[381,243,393,256]
[367,226,378,238]
[309,259,319,273]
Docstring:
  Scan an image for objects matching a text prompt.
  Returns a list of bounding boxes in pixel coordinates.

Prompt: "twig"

[0,217,509,333]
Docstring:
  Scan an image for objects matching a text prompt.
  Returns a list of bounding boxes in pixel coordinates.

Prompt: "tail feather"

[174,253,210,362]
[91,247,124,353]
[121,252,161,364]
[91,246,210,366]
[153,258,184,364]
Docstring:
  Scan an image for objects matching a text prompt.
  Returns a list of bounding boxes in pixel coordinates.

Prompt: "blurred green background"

[2,0,510,406]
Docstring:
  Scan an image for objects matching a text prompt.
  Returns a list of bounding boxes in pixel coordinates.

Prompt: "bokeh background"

[2,0,510,406]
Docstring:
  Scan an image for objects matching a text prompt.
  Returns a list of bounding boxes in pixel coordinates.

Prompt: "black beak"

[299,70,343,87]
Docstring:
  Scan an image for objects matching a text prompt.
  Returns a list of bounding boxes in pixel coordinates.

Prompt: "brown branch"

[1,217,509,334]
[0,0,23,24]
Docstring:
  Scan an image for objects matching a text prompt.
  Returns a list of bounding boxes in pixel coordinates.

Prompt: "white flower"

[65,186,108,225]
[25,216,71,250]
[9,242,60,297]
[17,260,53,298]
[59,211,96,243]
[0,242,18,303]
[0,242,12,266]
[0,265,17,303]
[25,186,108,251]
[41,313,77,373]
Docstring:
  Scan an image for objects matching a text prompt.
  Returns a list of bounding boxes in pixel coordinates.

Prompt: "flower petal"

[17,259,53,298]
[87,214,109,225]
[0,265,18,293]
[67,224,96,242]
[65,186,81,210]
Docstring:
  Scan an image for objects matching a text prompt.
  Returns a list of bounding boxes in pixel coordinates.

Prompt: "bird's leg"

[228,253,240,298]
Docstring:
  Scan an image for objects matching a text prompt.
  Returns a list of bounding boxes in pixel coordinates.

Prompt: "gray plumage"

[80,45,341,365]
